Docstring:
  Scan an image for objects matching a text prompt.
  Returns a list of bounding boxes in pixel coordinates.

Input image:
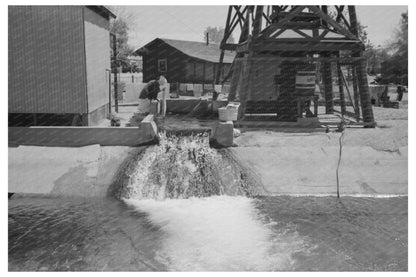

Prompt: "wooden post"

[215,6,233,85]
[352,66,360,120]
[252,6,264,38]
[337,63,346,116]
[237,56,253,120]
[228,59,242,101]
[355,55,375,123]
[348,6,358,37]
[108,69,112,115]
[112,34,118,113]
[322,54,333,114]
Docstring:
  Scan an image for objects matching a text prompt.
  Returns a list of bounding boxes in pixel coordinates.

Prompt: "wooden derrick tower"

[215,5,375,125]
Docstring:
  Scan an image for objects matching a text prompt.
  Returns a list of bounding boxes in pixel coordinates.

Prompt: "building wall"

[250,58,283,101]
[8,6,88,114]
[142,40,188,83]
[184,61,231,84]
[142,39,233,84]
[83,7,111,114]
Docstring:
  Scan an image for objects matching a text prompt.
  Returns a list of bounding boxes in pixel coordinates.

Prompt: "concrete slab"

[8,145,143,197]
[9,145,101,195]
[8,126,156,147]
[232,130,408,196]
[211,121,234,147]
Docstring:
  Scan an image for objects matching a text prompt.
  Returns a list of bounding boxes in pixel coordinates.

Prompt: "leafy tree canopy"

[203,26,234,44]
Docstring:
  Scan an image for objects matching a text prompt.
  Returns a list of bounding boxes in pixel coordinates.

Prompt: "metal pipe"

[106,69,112,116]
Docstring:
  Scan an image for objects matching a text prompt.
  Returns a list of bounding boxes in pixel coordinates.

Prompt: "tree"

[381,11,408,85]
[203,26,234,44]
[389,11,408,56]
[109,7,135,70]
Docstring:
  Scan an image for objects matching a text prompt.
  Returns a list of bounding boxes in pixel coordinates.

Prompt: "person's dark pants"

[398,93,403,101]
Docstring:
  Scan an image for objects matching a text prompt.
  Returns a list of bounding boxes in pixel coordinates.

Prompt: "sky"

[115,5,408,50]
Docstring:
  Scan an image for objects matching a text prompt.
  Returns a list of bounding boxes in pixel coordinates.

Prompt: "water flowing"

[118,133,263,200]
[119,133,309,271]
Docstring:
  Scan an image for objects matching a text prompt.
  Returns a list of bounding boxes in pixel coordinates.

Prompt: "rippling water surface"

[9,195,407,271]
[8,135,408,271]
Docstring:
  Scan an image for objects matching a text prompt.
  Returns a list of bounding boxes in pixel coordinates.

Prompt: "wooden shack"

[8,6,116,126]
[134,38,234,86]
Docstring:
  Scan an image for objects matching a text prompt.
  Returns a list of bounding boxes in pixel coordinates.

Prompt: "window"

[158,59,167,73]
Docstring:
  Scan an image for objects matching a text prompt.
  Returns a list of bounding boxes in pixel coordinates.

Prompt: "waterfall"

[119,133,264,200]
[117,133,307,271]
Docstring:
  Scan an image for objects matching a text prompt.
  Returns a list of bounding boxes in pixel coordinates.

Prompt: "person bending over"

[137,76,167,114]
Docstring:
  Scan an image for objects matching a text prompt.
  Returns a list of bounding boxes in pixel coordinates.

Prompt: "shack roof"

[134,38,235,64]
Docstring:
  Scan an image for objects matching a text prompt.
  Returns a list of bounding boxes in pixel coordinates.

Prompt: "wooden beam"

[252,40,363,52]
[282,21,321,29]
[321,5,328,27]
[307,6,357,40]
[222,43,238,50]
[292,28,312,38]
[262,12,271,25]
[236,43,249,53]
[355,55,375,123]
[270,28,287,38]
[335,5,345,23]
[322,53,334,114]
[259,6,307,38]
[220,6,234,47]
[234,5,248,29]
[348,6,359,36]
[252,6,264,38]
[337,63,347,115]
[338,64,357,114]
[352,65,360,120]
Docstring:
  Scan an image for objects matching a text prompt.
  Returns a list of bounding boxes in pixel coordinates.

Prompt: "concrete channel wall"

[8,115,157,196]
[9,145,144,197]
[9,115,158,147]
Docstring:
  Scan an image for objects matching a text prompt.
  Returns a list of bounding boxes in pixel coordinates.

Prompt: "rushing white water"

[121,134,310,271]
[124,196,307,271]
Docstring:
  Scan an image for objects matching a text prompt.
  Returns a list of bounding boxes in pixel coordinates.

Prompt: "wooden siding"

[9,6,87,114]
[142,41,188,83]
[250,59,283,101]
[83,7,111,113]
[141,39,234,84]
[184,60,228,84]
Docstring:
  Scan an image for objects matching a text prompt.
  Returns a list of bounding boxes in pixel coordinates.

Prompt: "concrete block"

[149,100,160,115]
[139,114,158,142]
[8,127,157,147]
[211,121,234,147]
[297,117,321,127]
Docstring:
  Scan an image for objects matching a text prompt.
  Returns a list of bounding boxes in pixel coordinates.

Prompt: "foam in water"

[124,196,307,271]
[121,134,310,271]
[120,133,260,200]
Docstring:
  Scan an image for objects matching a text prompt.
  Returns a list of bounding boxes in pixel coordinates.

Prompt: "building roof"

[135,38,235,64]
[87,6,116,19]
